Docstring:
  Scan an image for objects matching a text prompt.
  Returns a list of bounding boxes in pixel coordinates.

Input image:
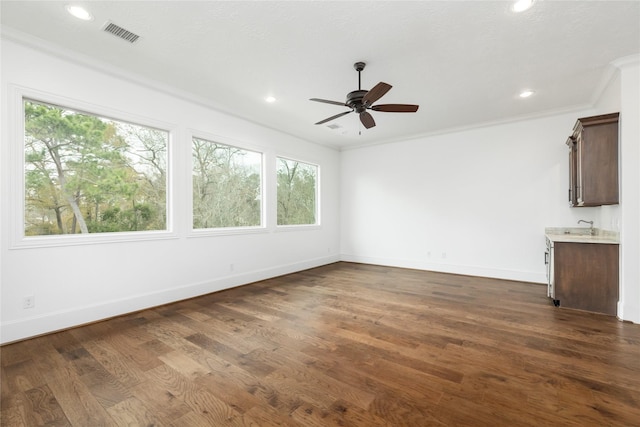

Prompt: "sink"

[561,228,594,236]
[561,234,596,241]
[558,227,596,237]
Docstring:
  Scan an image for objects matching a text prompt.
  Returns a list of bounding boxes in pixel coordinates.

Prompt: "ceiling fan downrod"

[354,61,366,91]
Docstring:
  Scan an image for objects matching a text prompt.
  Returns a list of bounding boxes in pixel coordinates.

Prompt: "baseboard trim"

[618,301,640,324]
[0,255,340,345]
[339,254,546,284]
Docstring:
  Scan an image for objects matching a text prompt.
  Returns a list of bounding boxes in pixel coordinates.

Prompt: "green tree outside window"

[192,138,262,229]
[24,99,167,235]
[277,157,317,225]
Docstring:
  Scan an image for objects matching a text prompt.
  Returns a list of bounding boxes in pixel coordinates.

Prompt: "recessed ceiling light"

[265,96,276,103]
[66,5,93,21]
[512,0,534,13]
[519,90,535,98]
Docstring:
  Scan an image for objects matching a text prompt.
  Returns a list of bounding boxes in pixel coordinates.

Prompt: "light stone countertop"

[545,227,620,244]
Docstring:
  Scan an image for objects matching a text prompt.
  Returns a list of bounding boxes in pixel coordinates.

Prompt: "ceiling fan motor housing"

[347,90,367,113]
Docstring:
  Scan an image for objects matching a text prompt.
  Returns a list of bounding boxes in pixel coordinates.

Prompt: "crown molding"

[612,54,640,69]
[341,103,593,151]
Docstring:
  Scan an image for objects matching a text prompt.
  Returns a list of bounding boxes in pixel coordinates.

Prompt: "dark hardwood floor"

[2,262,640,426]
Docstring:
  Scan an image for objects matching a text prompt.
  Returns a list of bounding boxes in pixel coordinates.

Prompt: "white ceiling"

[2,1,639,149]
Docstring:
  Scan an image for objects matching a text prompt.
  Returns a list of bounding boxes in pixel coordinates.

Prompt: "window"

[192,137,262,229]
[23,99,168,236]
[277,157,318,226]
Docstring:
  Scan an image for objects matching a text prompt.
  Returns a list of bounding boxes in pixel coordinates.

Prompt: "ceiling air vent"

[103,22,140,44]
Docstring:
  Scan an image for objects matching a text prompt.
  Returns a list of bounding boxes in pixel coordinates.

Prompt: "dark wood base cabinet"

[554,242,619,315]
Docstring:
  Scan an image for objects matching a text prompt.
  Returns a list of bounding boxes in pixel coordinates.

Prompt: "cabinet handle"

[545,252,549,265]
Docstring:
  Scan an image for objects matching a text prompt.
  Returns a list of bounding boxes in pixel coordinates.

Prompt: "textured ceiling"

[2,1,639,149]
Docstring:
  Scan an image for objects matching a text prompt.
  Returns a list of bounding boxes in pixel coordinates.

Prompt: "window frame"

[275,155,321,230]
[9,86,177,249]
[188,131,267,237]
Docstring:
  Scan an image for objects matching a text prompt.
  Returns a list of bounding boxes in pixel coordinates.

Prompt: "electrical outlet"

[23,295,35,309]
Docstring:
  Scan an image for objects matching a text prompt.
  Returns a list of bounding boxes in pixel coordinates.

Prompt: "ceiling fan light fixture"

[512,0,534,13]
[66,5,93,21]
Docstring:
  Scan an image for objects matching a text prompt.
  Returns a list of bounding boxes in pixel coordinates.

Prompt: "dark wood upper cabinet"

[566,113,619,207]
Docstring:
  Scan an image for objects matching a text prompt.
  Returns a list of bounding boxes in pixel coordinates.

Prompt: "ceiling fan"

[310,62,419,129]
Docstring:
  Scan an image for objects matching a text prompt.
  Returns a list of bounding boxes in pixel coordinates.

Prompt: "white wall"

[340,111,604,283]
[617,60,640,323]
[583,58,640,323]
[0,38,341,344]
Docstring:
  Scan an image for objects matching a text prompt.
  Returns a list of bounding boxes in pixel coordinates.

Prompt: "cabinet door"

[578,122,619,206]
[554,242,618,315]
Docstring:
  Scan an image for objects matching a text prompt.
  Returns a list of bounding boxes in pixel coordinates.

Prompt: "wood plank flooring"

[2,262,640,426]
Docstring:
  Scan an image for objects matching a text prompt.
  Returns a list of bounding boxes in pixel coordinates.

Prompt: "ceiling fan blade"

[309,98,348,107]
[371,104,419,113]
[362,82,392,106]
[315,110,352,125]
[360,111,376,129]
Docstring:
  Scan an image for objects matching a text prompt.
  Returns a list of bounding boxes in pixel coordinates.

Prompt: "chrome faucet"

[578,219,595,235]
